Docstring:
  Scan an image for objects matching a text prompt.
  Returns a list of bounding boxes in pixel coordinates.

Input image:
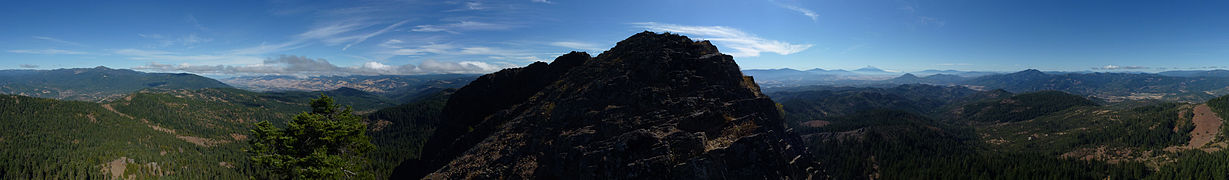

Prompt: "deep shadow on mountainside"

[391,31,819,179]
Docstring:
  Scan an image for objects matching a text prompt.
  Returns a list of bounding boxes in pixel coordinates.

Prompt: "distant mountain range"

[0,66,230,101]
[742,68,999,88]
[746,68,1229,89]
[220,74,476,93]
[753,69,1229,102]
[1158,70,1229,78]
[220,74,476,103]
[0,66,477,104]
[7,65,1229,104]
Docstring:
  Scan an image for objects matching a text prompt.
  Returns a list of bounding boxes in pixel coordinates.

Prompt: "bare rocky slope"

[393,31,819,179]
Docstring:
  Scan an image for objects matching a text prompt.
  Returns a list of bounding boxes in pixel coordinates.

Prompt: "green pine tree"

[249,94,376,179]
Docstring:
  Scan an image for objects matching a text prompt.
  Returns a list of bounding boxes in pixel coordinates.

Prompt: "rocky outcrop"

[395,31,819,179]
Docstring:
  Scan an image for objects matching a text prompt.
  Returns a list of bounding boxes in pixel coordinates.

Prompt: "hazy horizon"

[5,0,1229,76]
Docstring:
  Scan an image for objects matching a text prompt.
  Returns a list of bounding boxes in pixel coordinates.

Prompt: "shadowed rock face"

[395,31,819,179]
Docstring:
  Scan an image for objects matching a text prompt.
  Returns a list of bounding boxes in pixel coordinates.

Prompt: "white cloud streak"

[133,55,515,76]
[780,5,818,22]
[550,41,605,52]
[115,48,262,64]
[138,33,213,47]
[633,22,812,57]
[230,11,408,54]
[389,44,455,56]
[8,49,88,55]
[380,42,553,63]
[901,3,945,28]
[412,21,510,33]
[32,36,86,47]
[1094,65,1149,70]
[343,19,412,51]
[840,43,868,54]
[298,22,370,41]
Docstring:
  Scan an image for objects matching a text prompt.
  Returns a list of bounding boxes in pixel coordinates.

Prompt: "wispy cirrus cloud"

[32,35,86,46]
[134,55,514,76]
[458,46,522,55]
[412,21,511,33]
[388,43,455,56]
[115,48,262,64]
[900,3,945,28]
[771,1,818,22]
[784,5,819,22]
[1093,65,1149,70]
[380,41,554,63]
[228,41,310,55]
[550,41,605,52]
[184,14,209,32]
[138,33,213,47]
[531,0,552,4]
[343,19,412,51]
[232,1,418,54]
[381,41,520,56]
[226,18,382,54]
[8,49,88,55]
[840,43,869,54]
[446,1,486,12]
[298,21,373,45]
[633,22,813,57]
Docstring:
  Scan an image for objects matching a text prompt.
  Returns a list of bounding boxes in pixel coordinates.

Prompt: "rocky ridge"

[396,31,819,179]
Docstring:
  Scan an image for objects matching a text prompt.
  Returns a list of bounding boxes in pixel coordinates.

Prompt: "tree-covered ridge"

[801,109,1152,179]
[0,87,449,179]
[772,84,983,125]
[0,94,256,179]
[981,103,1194,155]
[0,66,231,101]
[1209,95,1229,140]
[965,69,1229,102]
[365,90,450,179]
[776,83,1229,179]
[955,90,1097,123]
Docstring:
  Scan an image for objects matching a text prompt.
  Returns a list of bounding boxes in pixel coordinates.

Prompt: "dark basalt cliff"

[394,31,819,179]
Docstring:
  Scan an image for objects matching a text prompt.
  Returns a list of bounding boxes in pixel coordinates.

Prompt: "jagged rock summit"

[396,31,818,179]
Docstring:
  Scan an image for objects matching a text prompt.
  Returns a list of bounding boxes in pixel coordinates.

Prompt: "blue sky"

[3,0,1229,76]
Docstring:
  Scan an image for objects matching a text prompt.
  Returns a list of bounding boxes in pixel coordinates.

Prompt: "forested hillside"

[0,94,256,179]
[772,84,983,122]
[965,70,1229,102]
[774,84,1229,179]
[0,87,449,179]
[955,90,1097,123]
[364,90,451,178]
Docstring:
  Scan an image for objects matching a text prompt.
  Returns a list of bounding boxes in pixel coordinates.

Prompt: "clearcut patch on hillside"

[1187,104,1222,150]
